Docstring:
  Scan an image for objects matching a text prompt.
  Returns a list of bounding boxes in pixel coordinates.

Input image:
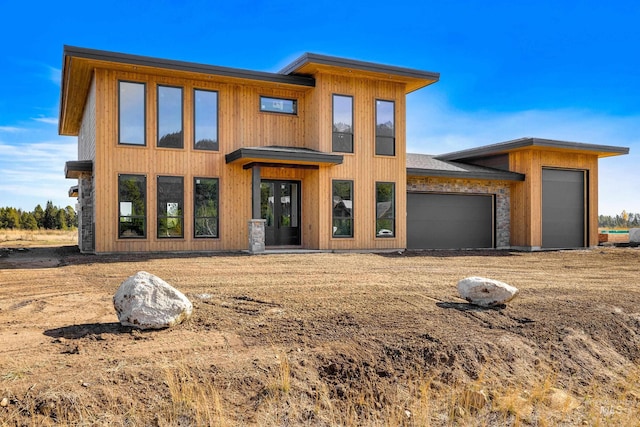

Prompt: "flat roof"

[225,146,343,167]
[407,153,525,181]
[280,52,440,93]
[437,137,630,161]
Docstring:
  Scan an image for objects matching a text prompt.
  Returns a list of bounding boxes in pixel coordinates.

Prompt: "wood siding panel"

[509,148,599,249]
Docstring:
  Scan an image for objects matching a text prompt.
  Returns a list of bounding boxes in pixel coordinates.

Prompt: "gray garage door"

[407,192,494,249]
[542,168,586,248]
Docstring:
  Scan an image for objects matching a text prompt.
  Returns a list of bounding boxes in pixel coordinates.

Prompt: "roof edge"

[62,45,316,87]
[279,52,440,82]
[406,167,525,181]
[437,137,630,161]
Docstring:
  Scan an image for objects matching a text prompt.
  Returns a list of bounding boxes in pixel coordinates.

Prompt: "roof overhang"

[280,52,440,93]
[437,137,630,161]
[68,185,79,197]
[225,146,343,168]
[65,160,93,178]
[59,46,316,136]
[407,167,525,181]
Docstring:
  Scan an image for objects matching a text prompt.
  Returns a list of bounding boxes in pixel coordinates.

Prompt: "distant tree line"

[598,210,640,228]
[0,201,77,230]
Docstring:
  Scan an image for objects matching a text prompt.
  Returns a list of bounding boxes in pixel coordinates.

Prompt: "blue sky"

[0,0,637,216]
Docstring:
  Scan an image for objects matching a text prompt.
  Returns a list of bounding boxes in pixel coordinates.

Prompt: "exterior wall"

[509,149,599,249]
[313,73,408,251]
[406,176,512,248]
[78,77,96,161]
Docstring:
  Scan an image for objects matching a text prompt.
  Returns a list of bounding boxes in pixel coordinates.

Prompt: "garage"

[542,168,586,248]
[407,192,495,249]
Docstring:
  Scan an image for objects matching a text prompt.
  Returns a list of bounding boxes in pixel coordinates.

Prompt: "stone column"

[79,174,95,253]
[248,219,266,254]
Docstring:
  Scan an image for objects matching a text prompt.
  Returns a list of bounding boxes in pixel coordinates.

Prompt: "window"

[157,85,183,148]
[375,99,395,156]
[375,182,395,237]
[194,89,219,151]
[194,177,219,238]
[332,95,353,153]
[157,176,184,238]
[332,180,353,238]
[118,174,146,238]
[260,96,297,114]
[118,81,145,145]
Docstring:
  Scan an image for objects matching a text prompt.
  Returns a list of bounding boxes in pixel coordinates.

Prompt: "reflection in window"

[376,182,395,237]
[260,96,297,114]
[332,95,353,153]
[157,85,183,148]
[118,174,146,238]
[375,99,395,156]
[194,89,219,151]
[332,180,353,237]
[119,81,145,145]
[194,177,219,238]
[157,176,184,238]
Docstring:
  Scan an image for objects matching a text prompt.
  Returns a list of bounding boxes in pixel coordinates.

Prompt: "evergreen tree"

[33,204,44,229]
[20,212,38,230]
[43,201,58,229]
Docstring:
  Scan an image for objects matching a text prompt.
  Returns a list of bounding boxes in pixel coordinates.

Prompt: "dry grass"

[0,229,77,247]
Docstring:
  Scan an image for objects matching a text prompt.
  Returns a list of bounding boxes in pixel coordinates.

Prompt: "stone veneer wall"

[78,174,94,253]
[406,176,512,248]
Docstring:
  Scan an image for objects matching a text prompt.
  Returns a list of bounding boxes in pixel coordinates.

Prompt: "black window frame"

[375,181,395,238]
[193,88,219,151]
[332,180,354,238]
[118,81,146,146]
[118,174,147,239]
[332,94,354,153]
[157,175,184,239]
[259,96,297,115]
[375,99,395,156]
[156,85,184,149]
[194,177,219,238]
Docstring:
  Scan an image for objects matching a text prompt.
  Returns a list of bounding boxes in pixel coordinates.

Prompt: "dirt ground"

[1,246,640,426]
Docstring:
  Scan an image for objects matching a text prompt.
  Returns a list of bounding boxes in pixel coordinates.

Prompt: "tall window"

[118,81,145,145]
[157,176,184,238]
[118,174,146,238]
[194,177,219,238]
[375,99,395,156]
[332,180,353,238]
[194,89,219,151]
[375,182,395,237]
[157,85,183,148]
[332,95,353,153]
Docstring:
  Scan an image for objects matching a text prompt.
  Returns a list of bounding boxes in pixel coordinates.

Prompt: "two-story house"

[60,46,628,254]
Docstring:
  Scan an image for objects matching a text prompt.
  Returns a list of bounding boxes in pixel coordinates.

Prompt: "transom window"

[332,94,353,153]
[157,85,183,148]
[118,174,146,238]
[375,182,395,237]
[194,89,219,151]
[194,177,219,238]
[157,176,184,238]
[332,180,353,238]
[260,96,297,114]
[375,99,395,156]
[118,81,146,145]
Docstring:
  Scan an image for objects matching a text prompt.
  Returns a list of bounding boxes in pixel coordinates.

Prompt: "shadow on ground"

[44,322,132,339]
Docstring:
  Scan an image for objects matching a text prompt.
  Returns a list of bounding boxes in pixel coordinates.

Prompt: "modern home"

[60,46,629,254]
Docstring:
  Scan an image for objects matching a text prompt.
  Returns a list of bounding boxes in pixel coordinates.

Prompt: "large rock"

[113,271,193,329]
[630,228,640,243]
[457,276,519,307]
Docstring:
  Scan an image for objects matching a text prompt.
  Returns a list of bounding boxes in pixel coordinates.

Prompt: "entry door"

[260,180,301,246]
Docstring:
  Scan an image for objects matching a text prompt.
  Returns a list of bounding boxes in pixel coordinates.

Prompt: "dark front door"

[260,180,301,246]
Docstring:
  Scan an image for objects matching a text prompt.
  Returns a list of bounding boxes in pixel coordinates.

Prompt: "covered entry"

[407,192,495,249]
[542,168,586,248]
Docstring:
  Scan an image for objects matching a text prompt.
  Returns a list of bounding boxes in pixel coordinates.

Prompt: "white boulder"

[113,271,193,329]
[629,228,640,243]
[457,276,519,307]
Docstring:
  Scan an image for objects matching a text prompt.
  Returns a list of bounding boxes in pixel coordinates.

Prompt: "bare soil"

[1,246,640,425]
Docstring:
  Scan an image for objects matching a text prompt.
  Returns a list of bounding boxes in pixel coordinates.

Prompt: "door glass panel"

[290,183,298,227]
[261,183,274,226]
[279,183,291,227]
